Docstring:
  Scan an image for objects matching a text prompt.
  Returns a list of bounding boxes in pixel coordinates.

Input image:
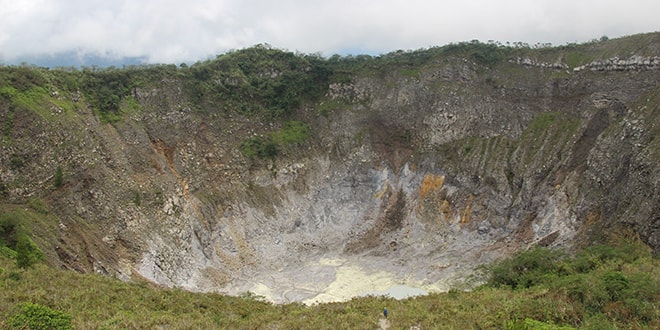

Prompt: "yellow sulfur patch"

[419,174,445,200]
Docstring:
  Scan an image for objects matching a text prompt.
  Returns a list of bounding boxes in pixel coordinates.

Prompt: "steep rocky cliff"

[1,33,658,302]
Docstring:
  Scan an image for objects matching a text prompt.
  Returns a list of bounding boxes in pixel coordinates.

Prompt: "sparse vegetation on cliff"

[240,120,310,159]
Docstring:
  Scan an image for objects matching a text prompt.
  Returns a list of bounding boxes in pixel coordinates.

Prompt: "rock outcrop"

[573,55,660,72]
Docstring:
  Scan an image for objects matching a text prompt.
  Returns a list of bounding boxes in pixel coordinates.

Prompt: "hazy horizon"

[2,0,659,67]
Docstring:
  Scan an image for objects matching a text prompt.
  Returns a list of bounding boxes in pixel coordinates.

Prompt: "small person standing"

[383,307,388,318]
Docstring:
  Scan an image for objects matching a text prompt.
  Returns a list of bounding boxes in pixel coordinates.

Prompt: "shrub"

[555,274,609,313]
[0,211,44,268]
[574,243,647,271]
[0,246,17,258]
[240,121,310,160]
[9,154,25,170]
[240,137,278,159]
[581,313,616,330]
[240,291,266,302]
[602,271,629,301]
[15,233,44,268]
[54,166,63,188]
[441,40,510,65]
[185,45,332,118]
[0,213,20,248]
[0,178,7,197]
[260,142,278,158]
[8,302,72,330]
[8,271,21,281]
[271,121,309,145]
[626,271,660,302]
[487,247,566,289]
[81,68,134,122]
[506,318,576,330]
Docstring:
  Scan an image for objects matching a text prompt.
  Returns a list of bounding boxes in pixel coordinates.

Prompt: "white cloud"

[0,0,658,65]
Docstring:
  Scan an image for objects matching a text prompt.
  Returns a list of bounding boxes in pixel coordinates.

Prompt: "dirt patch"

[515,211,537,244]
[149,137,177,175]
[363,116,414,171]
[344,188,407,254]
[379,317,390,329]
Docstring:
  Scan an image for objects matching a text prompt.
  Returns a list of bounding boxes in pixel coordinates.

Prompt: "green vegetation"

[9,154,24,170]
[316,98,348,117]
[0,237,656,329]
[0,66,80,125]
[555,32,660,69]
[0,46,330,123]
[133,191,142,206]
[240,120,310,159]
[53,166,63,188]
[8,302,72,330]
[0,39,536,126]
[506,318,576,330]
[14,234,45,269]
[0,179,7,198]
[485,240,659,328]
[517,112,581,166]
[0,211,45,269]
[271,120,310,145]
[399,67,421,78]
[1,105,13,143]
[2,33,656,127]
[240,137,279,159]
[434,40,514,66]
[564,51,591,69]
[80,68,134,123]
[184,44,332,118]
[487,247,567,289]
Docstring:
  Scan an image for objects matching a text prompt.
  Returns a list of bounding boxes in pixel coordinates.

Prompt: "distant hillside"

[0,50,147,68]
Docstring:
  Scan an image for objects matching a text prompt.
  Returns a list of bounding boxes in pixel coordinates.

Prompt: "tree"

[54,166,63,188]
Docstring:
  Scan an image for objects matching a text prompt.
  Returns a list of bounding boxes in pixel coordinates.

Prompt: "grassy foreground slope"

[1,237,657,329]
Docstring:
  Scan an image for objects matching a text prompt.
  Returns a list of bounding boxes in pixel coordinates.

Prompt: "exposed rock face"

[510,57,568,70]
[1,35,658,302]
[573,55,660,72]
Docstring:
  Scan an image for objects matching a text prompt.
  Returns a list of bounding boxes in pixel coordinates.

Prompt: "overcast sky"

[1,0,658,65]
